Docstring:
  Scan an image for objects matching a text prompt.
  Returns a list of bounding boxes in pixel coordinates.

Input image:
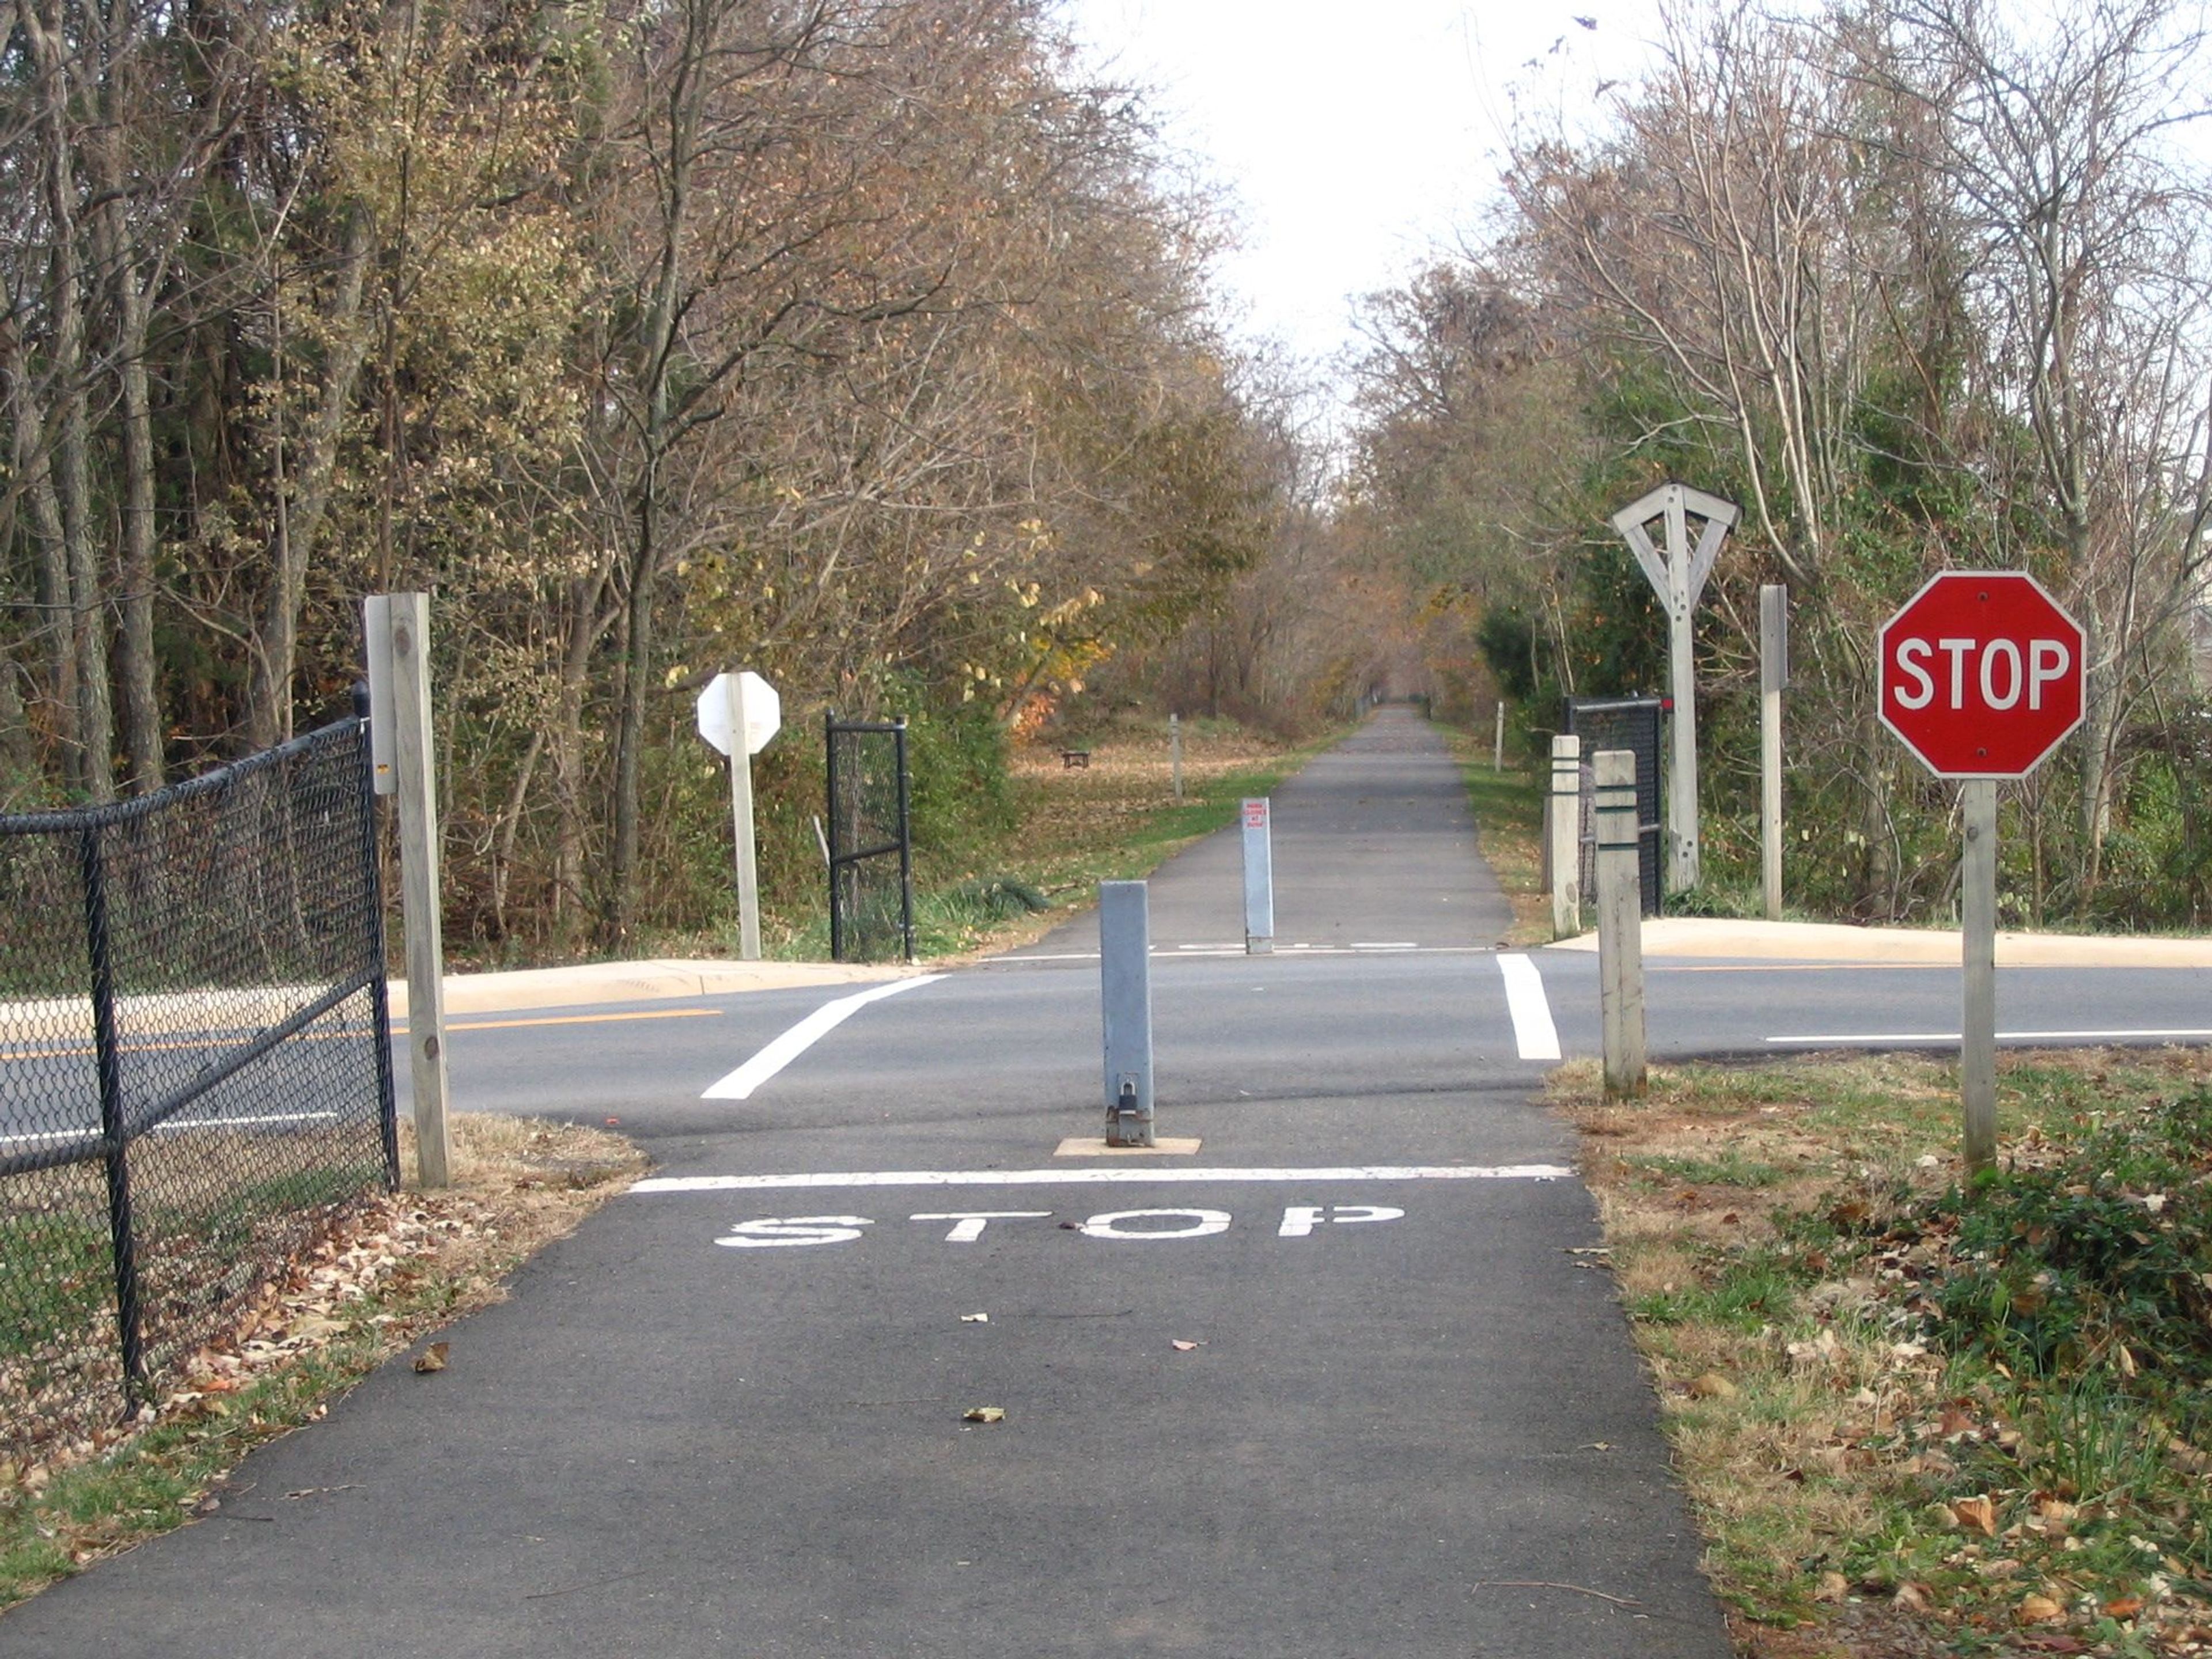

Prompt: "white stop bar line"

[632,1164,1572,1194]
[1498,953,1561,1060]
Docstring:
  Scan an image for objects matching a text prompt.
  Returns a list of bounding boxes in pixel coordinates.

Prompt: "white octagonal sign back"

[696,671,781,757]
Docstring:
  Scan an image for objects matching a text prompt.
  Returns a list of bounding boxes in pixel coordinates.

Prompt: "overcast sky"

[1056,1,1663,406]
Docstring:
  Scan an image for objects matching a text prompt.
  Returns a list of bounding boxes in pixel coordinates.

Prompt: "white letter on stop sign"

[2028,638,2070,709]
[1893,635,2073,710]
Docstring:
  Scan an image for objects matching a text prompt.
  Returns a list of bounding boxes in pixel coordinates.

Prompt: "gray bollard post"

[1241,797,1274,954]
[1549,733,1582,938]
[1594,749,1647,1097]
[1169,713,1183,802]
[1100,880,1155,1146]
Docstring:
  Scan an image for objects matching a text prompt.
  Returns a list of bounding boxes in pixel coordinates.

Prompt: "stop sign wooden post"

[1878,572,2085,1173]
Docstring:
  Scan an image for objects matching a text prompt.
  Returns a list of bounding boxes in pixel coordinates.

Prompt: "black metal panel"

[1563,696,1664,917]
[0,715,395,1459]
[825,714,914,963]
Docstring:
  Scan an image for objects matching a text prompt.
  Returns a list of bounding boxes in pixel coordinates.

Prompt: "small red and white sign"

[1877,572,2084,778]
[1244,799,1270,830]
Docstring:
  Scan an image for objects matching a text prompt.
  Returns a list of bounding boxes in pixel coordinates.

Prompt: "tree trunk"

[247,206,375,751]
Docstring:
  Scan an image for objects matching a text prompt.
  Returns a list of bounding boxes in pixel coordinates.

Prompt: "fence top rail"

[1565,695,1664,717]
[0,714,362,838]
[824,715,908,734]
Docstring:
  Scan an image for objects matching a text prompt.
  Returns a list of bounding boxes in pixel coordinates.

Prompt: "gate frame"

[824,713,914,963]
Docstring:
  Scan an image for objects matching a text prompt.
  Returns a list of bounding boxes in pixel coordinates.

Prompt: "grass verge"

[1557,1047,2212,1657]
[0,1113,642,1611]
[1435,726,1547,945]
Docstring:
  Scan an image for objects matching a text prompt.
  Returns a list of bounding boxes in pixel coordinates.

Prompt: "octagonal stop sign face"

[1877,571,2085,778]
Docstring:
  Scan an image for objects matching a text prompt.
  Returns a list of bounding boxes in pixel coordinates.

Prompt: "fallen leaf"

[1813,1571,1850,1604]
[2104,1596,2144,1619]
[1893,1581,1932,1611]
[961,1406,1005,1424]
[1687,1372,1738,1400]
[959,1313,989,1324]
[1170,1339,1201,1352]
[1952,1495,1999,1536]
[2017,1593,2065,1623]
[412,1342,449,1374]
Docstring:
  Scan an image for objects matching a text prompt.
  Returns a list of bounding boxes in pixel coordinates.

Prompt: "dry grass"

[1555,1049,2212,1658]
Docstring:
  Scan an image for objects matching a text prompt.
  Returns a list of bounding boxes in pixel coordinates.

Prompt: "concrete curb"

[390,957,918,1018]
[1544,916,2212,968]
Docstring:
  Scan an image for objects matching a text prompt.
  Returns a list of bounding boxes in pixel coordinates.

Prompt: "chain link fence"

[0,710,396,1460]
[825,714,914,963]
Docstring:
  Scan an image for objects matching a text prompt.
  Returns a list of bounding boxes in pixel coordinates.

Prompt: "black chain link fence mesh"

[0,714,396,1460]
[826,718,912,963]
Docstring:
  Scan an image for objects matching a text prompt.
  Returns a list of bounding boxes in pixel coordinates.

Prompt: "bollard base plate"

[1055,1135,1202,1157]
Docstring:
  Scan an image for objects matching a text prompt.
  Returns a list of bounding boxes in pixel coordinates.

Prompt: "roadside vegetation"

[1434,722,1548,945]
[1558,1048,2212,1657]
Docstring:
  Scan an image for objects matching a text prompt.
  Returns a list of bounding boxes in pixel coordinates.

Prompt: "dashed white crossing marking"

[1498,953,1560,1060]
[700,976,941,1100]
[632,1164,1571,1194]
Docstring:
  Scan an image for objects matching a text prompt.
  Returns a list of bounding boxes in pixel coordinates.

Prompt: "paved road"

[3,709,1732,1659]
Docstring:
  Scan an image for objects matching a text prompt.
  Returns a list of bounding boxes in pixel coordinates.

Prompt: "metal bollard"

[1594,749,1647,1097]
[1100,880,1155,1146]
[1241,798,1274,954]
[1549,733,1582,938]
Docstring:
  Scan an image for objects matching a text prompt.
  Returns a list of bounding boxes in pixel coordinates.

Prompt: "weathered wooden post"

[1594,749,1646,1098]
[1760,584,1788,922]
[1548,733,1582,939]
[1609,483,1738,894]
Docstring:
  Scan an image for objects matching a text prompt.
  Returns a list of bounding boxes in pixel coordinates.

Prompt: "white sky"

[1056,1,1664,408]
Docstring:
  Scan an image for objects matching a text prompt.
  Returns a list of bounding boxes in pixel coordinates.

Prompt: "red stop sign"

[1878,572,2084,778]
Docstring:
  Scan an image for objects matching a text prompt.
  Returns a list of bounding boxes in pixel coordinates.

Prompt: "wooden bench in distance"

[1059,749,1090,768]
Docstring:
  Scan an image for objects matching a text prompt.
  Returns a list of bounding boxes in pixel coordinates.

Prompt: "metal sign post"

[1609,483,1739,894]
[1241,797,1274,955]
[696,670,781,961]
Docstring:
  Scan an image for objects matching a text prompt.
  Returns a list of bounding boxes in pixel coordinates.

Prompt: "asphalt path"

[4,709,1733,1659]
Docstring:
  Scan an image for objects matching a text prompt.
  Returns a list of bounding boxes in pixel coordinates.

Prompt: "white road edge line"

[1767,1027,2212,1046]
[632,1164,1574,1194]
[1498,953,1561,1061]
[701,976,943,1100]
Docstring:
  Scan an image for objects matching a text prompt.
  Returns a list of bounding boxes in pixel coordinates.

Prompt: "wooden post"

[1595,749,1646,1097]
[726,673,762,961]
[1169,713,1183,802]
[1611,484,1738,895]
[1549,733,1582,939]
[1961,778,1998,1173]
[1760,584,1787,922]
[388,593,450,1188]
[1493,700,1506,771]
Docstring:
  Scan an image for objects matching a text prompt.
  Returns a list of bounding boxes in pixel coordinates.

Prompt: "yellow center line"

[405,1007,725,1034]
[0,1005,723,1060]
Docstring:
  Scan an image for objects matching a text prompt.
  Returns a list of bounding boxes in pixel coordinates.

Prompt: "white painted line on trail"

[700,976,942,1100]
[1498,954,1561,1060]
[631,1164,1573,1194]
[1350,941,1418,950]
[1767,1027,2212,1047]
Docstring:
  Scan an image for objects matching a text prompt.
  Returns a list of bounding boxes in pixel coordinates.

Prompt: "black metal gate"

[1564,695,1664,917]
[825,714,914,963]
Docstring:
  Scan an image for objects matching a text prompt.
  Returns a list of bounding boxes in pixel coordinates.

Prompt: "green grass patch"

[1435,726,1546,944]
[1558,1048,2212,1654]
